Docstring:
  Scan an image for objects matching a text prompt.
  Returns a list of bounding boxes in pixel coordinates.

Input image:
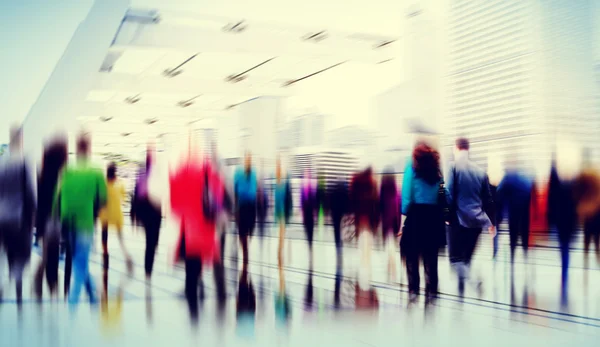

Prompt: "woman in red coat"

[170,156,224,305]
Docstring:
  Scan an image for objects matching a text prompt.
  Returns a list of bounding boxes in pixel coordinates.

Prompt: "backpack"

[202,169,216,222]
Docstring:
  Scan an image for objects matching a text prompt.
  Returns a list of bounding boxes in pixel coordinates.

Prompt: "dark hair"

[40,139,68,186]
[412,142,441,185]
[77,133,91,154]
[107,162,117,181]
[456,138,470,151]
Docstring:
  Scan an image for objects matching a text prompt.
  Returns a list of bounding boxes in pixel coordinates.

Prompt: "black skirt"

[400,204,445,255]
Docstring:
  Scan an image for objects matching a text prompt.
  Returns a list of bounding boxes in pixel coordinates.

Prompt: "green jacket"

[55,160,107,232]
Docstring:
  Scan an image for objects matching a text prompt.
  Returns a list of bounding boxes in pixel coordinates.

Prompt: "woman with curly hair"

[401,141,444,302]
[350,166,379,290]
[380,168,400,282]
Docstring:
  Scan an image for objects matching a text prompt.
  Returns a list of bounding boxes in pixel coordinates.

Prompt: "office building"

[445,0,599,169]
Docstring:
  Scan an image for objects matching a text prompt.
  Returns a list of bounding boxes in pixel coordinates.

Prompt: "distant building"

[445,0,599,169]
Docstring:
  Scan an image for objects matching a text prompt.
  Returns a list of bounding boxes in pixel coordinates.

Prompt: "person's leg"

[0,243,6,299]
[278,221,285,266]
[101,224,109,270]
[333,219,343,263]
[69,233,95,304]
[448,226,464,276]
[306,221,314,265]
[463,228,481,267]
[240,234,249,266]
[521,212,530,262]
[184,258,201,320]
[559,233,570,288]
[213,258,226,301]
[34,238,46,299]
[405,240,420,296]
[116,230,133,274]
[144,221,160,279]
[423,235,439,296]
[508,217,518,265]
[64,232,73,298]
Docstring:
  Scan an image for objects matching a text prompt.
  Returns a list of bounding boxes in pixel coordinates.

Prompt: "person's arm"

[24,163,37,225]
[445,164,455,207]
[495,178,506,225]
[481,174,496,232]
[97,172,108,209]
[401,161,413,215]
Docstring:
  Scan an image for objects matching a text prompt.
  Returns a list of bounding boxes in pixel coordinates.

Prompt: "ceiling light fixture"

[177,95,202,108]
[374,40,395,49]
[121,132,132,137]
[124,94,141,104]
[222,20,247,33]
[302,30,328,42]
[144,118,158,125]
[226,57,276,83]
[163,53,198,78]
[282,61,346,87]
[99,115,113,122]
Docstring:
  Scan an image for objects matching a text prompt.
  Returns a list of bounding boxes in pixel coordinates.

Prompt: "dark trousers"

[304,219,314,251]
[558,231,572,286]
[143,220,161,277]
[332,217,343,251]
[508,209,529,262]
[403,205,441,295]
[584,214,600,255]
[63,235,72,297]
[101,226,109,270]
[238,202,256,265]
[185,257,227,304]
[448,225,481,278]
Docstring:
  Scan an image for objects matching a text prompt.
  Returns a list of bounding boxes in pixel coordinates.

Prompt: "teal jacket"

[401,157,440,215]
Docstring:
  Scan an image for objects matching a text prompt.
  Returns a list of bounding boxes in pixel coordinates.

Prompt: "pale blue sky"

[0,0,94,143]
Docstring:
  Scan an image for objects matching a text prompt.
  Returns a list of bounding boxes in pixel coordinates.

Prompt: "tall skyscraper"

[445,0,598,169]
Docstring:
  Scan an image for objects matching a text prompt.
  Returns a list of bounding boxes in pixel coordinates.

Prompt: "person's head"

[454,137,470,159]
[76,131,91,159]
[107,162,117,181]
[413,141,441,185]
[9,124,22,152]
[42,136,68,176]
[244,151,252,172]
[276,156,282,180]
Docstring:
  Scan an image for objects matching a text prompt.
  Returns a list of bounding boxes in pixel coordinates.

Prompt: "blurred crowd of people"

[0,124,599,315]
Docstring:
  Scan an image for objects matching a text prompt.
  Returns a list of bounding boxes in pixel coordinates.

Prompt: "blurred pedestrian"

[234,151,258,265]
[573,161,600,265]
[350,166,379,290]
[446,138,495,295]
[549,142,581,291]
[130,146,162,283]
[99,162,133,273]
[496,168,533,265]
[57,132,106,305]
[274,157,292,266]
[33,134,67,299]
[301,169,317,265]
[401,142,444,302]
[0,125,36,303]
[329,177,349,263]
[380,168,400,282]
[171,156,225,308]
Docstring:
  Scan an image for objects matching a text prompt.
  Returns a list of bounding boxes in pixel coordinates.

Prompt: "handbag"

[203,170,216,222]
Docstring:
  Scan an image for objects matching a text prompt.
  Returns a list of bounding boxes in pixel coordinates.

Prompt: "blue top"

[274,180,287,218]
[234,167,257,204]
[496,170,533,222]
[401,157,440,215]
